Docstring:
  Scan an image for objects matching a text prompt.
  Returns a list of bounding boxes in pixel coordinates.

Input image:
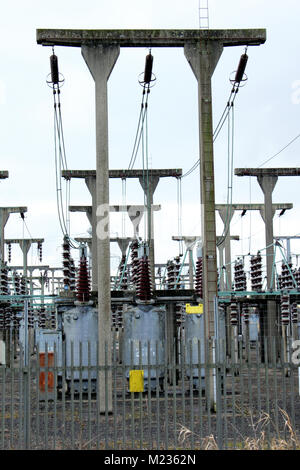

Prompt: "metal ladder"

[198,0,209,29]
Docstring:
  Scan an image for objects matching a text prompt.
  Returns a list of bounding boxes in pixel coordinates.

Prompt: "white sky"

[1,0,300,285]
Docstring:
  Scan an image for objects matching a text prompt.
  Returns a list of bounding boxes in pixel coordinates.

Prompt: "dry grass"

[178,406,300,450]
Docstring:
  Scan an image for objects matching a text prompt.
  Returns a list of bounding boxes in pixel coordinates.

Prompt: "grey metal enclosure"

[63,305,98,393]
[184,312,205,390]
[122,303,166,391]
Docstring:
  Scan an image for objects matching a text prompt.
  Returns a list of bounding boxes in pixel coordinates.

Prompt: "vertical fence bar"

[104,340,109,449]
[272,336,279,437]
[18,344,23,449]
[53,341,57,450]
[138,340,143,450]
[130,340,134,449]
[215,337,223,450]
[264,336,270,448]
[10,337,14,449]
[121,340,126,449]
[62,333,66,448]
[78,341,82,449]
[71,340,75,449]
[164,337,169,450]
[88,340,92,450]
[96,339,100,449]
[113,331,117,449]
[23,300,30,449]
[180,335,186,443]
[45,341,49,450]
[189,339,194,449]
[173,337,177,449]
[231,337,236,449]
[1,351,5,449]
[239,338,245,448]
[155,340,160,450]
[147,340,152,449]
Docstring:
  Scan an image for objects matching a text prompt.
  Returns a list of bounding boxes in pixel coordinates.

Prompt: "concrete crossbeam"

[37,28,266,48]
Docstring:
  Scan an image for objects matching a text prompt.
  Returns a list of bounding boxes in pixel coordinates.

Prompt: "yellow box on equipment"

[129,370,144,392]
[185,303,203,314]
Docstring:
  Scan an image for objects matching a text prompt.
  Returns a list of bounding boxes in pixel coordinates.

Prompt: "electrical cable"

[257,131,300,168]
[128,86,150,170]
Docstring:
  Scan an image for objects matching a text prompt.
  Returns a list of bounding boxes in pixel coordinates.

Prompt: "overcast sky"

[1,0,300,286]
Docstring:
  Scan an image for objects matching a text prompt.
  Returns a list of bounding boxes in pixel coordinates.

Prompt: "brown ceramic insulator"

[130,240,140,288]
[195,257,203,298]
[76,257,90,302]
[136,257,152,301]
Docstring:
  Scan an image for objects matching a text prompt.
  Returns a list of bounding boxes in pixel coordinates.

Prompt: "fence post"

[23,299,30,449]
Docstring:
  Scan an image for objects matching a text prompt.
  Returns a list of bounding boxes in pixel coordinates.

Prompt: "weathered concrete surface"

[37,28,266,48]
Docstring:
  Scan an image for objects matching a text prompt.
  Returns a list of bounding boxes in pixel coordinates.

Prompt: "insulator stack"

[0,263,9,295]
[50,53,59,85]
[50,309,56,329]
[144,52,153,84]
[7,243,11,263]
[166,257,181,289]
[234,53,248,84]
[11,309,20,329]
[166,260,176,289]
[195,256,203,298]
[117,305,123,328]
[118,255,128,290]
[130,240,140,288]
[176,303,184,326]
[291,302,298,324]
[280,262,294,290]
[0,308,4,329]
[230,300,238,326]
[111,305,117,327]
[38,307,46,328]
[277,274,283,290]
[38,242,43,262]
[242,303,250,324]
[69,258,76,291]
[294,268,300,289]
[281,294,290,326]
[14,272,21,295]
[250,253,263,291]
[136,256,152,302]
[62,236,71,289]
[76,255,90,302]
[234,258,247,291]
[20,276,27,296]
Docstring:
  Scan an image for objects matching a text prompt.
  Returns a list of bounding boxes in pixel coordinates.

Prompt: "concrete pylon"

[0,207,27,264]
[257,175,278,289]
[217,207,235,290]
[184,41,223,407]
[257,175,278,360]
[172,236,199,289]
[85,176,98,290]
[139,175,159,288]
[82,44,120,414]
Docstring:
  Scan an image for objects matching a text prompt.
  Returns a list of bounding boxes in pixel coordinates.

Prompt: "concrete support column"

[138,176,159,288]
[82,44,120,413]
[217,242,225,290]
[184,41,223,409]
[258,175,278,289]
[218,208,235,290]
[0,209,9,265]
[85,176,98,291]
[19,240,32,280]
[258,175,278,359]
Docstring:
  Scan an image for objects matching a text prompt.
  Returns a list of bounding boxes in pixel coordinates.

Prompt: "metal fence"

[1,334,300,450]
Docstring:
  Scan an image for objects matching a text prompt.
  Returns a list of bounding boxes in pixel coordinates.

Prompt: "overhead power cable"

[258,131,300,168]
[47,48,79,250]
